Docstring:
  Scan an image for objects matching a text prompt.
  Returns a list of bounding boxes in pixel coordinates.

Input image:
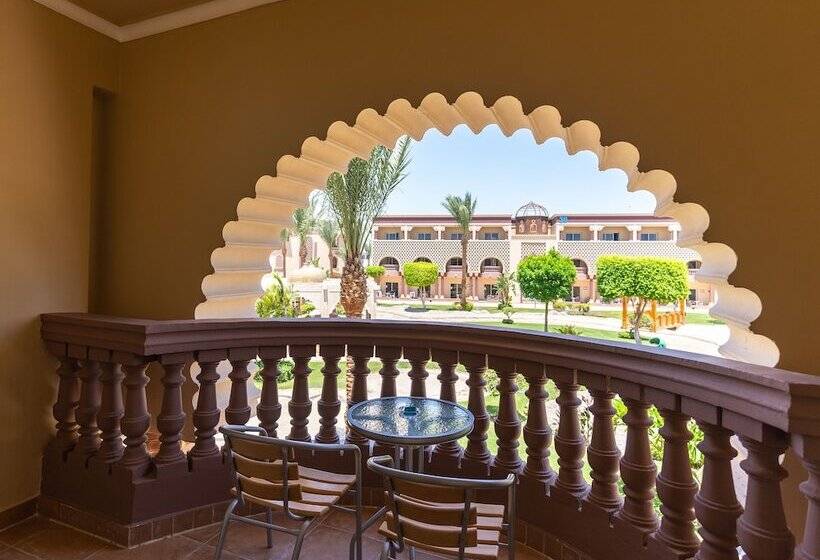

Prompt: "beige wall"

[97,1,818,374]
[0,0,118,511]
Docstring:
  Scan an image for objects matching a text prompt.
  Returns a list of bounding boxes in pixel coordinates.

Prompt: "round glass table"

[346,396,474,472]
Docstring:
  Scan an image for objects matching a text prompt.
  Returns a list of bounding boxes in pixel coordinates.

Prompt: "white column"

[589,224,604,241]
[554,223,563,240]
[433,225,445,240]
[469,225,481,240]
[668,223,681,242]
[627,224,642,241]
[401,225,412,240]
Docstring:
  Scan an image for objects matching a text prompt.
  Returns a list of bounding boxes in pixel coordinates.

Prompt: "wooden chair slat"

[233,490,330,517]
[301,478,349,496]
[378,523,498,560]
[232,453,299,481]
[476,515,502,531]
[383,512,477,548]
[230,437,293,461]
[392,478,466,503]
[237,473,301,501]
[298,492,338,506]
[385,492,477,526]
[299,465,356,485]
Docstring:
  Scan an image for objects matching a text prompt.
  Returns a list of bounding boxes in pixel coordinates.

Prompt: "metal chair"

[366,455,517,560]
[216,426,364,560]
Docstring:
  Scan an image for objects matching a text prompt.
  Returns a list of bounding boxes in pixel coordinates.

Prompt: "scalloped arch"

[196,91,779,367]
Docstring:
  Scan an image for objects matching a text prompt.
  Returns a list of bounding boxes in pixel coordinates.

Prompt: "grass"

[582,309,724,325]
[472,321,636,343]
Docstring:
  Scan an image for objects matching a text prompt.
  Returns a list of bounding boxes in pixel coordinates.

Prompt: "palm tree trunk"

[460,237,468,308]
[340,258,366,317]
[299,240,308,267]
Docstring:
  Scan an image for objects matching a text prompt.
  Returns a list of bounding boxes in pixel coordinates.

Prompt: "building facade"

[371,202,714,304]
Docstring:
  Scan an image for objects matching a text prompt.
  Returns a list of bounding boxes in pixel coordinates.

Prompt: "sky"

[381,124,656,216]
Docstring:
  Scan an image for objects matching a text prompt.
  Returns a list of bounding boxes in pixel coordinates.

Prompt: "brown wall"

[0,0,118,511]
[98,0,819,373]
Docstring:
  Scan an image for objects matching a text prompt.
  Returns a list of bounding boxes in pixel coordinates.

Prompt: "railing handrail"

[41,313,820,437]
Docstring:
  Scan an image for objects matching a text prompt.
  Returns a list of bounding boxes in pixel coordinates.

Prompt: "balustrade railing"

[40,314,820,558]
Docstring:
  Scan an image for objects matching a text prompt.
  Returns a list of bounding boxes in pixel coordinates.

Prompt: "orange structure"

[621,299,687,332]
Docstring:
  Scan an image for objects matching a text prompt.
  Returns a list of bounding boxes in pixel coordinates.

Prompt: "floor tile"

[86,535,201,559]
[0,518,52,546]
[14,521,109,560]
[0,546,39,559]
[320,508,383,540]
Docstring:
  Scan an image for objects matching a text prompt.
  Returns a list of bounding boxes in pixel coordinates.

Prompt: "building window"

[565,286,581,302]
[640,233,658,241]
[385,282,399,297]
[450,233,463,240]
[601,233,620,241]
[484,232,499,240]
[449,284,462,298]
[564,233,581,241]
[384,232,400,240]
[484,284,498,299]
[689,289,697,302]
[417,233,432,240]
[687,260,702,270]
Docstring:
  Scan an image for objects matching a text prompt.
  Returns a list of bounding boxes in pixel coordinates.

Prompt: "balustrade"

[38,314,820,558]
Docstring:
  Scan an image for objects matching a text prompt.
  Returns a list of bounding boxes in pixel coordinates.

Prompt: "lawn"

[472,321,636,343]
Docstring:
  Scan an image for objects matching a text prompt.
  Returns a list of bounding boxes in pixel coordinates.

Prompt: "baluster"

[491,357,523,473]
[316,345,344,444]
[554,375,589,499]
[462,352,491,466]
[653,408,699,556]
[520,361,555,484]
[73,351,102,460]
[432,349,461,459]
[346,345,373,446]
[737,430,794,560]
[155,355,188,469]
[117,357,151,473]
[288,345,313,442]
[96,358,125,463]
[377,346,401,397]
[587,388,622,510]
[405,347,429,397]
[615,397,659,532]
[225,349,255,425]
[257,347,285,437]
[793,434,820,560]
[51,354,81,456]
[694,423,742,560]
[190,352,223,459]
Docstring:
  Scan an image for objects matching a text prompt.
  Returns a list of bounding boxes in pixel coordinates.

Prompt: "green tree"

[292,196,318,267]
[496,271,516,308]
[441,192,477,309]
[365,265,386,282]
[323,137,411,316]
[317,219,339,275]
[402,261,439,310]
[516,249,577,331]
[597,255,689,344]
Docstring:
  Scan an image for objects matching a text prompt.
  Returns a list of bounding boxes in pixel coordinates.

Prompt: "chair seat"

[378,523,500,560]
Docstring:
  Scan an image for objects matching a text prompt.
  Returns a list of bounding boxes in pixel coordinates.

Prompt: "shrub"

[449,301,474,311]
[403,261,439,310]
[365,265,386,280]
[500,305,515,324]
[555,324,583,336]
[256,274,315,318]
[253,358,295,385]
[552,299,567,312]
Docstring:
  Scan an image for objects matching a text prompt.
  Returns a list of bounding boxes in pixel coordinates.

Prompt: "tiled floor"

[0,510,547,560]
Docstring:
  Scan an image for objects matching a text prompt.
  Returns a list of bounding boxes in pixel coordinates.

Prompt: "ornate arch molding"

[196,91,778,366]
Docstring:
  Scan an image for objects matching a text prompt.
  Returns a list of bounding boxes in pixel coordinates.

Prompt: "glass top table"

[346,397,474,471]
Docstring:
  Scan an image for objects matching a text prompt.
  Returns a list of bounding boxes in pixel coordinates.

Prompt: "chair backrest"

[221,426,302,504]
[367,455,515,556]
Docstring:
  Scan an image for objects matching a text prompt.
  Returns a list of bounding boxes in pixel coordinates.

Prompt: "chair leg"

[290,518,312,560]
[379,540,392,560]
[408,545,416,560]
[214,498,238,560]
[266,507,273,549]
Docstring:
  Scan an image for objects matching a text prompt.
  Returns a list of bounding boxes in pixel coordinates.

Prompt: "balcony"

[36,314,820,558]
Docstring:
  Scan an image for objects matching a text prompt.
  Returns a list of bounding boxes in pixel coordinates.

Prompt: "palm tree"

[317,220,340,276]
[278,227,292,277]
[441,192,477,309]
[292,197,318,267]
[323,136,411,317]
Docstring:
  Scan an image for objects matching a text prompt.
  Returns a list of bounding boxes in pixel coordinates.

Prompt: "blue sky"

[382,124,656,216]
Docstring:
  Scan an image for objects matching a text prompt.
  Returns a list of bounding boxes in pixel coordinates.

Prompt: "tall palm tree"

[278,227,292,277]
[323,136,411,317]
[442,192,477,309]
[292,197,318,267]
[317,219,340,276]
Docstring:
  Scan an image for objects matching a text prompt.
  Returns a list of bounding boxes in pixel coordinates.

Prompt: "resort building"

[371,202,714,304]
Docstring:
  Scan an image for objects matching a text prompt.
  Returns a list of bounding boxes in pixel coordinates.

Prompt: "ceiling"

[67,0,215,26]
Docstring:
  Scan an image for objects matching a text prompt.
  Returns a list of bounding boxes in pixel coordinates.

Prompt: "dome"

[514,201,549,218]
